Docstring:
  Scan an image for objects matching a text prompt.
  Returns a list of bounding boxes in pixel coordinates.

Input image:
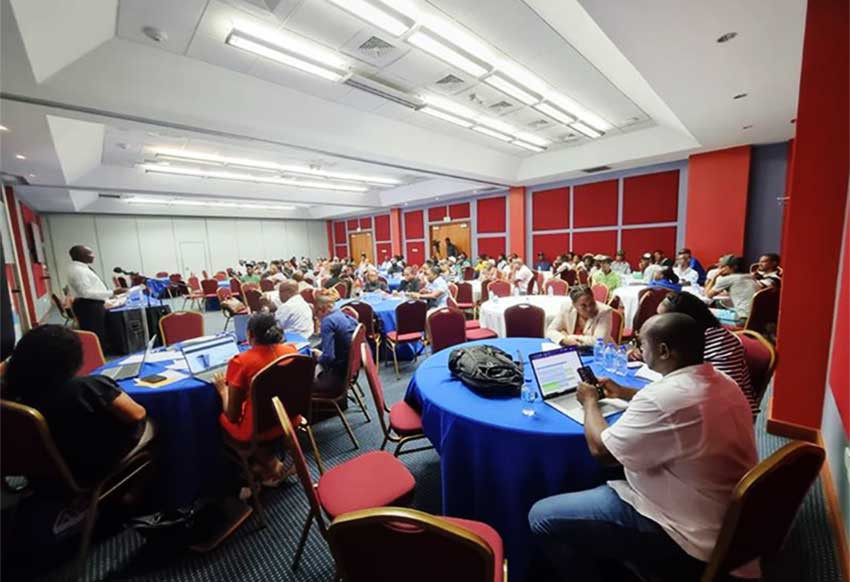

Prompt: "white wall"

[44,213,329,292]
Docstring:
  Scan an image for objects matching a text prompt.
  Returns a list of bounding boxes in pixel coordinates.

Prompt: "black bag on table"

[448,345,523,397]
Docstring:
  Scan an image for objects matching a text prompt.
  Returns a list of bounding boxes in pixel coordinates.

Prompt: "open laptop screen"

[529,346,584,399]
[182,336,239,375]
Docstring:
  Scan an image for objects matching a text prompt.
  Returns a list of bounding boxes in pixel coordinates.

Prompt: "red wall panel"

[347,219,359,230]
[404,210,424,240]
[532,187,570,231]
[620,227,677,263]
[572,230,618,256]
[477,236,506,258]
[573,180,618,228]
[374,214,390,241]
[477,196,506,233]
[334,244,348,258]
[359,217,372,230]
[448,202,470,219]
[326,221,334,258]
[333,222,346,245]
[376,242,393,261]
[405,241,425,264]
[428,206,448,222]
[533,233,570,262]
[623,170,679,225]
[685,148,750,263]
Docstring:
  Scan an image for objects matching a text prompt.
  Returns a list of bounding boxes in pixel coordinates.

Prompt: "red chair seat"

[389,401,424,435]
[455,302,475,310]
[443,517,504,582]
[317,451,415,518]
[465,320,481,330]
[466,328,498,340]
[386,330,424,343]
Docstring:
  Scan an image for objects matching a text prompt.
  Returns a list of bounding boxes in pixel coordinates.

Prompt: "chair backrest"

[591,283,610,303]
[341,305,360,321]
[744,287,780,336]
[701,441,824,582]
[749,262,759,273]
[169,273,183,283]
[455,282,474,304]
[463,266,475,280]
[155,271,169,278]
[250,354,315,439]
[395,300,428,336]
[345,324,366,383]
[214,271,228,281]
[447,282,459,299]
[117,276,129,288]
[360,342,389,433]
[241,282,260,293]
[487,280,511,298]
[562,269,578,286]
[633,288,668,333]
[260,278,275,292]
[347,301,376,336]
[526,271,539,295]
[300,287,315,305]
[543,279,568,296]
[271,397,324,522]
[75,330,106,376]
[159,311,204,346]
[244,289,263,313]
[216,287,233,303]
[202,270,209,279]
[427,308,467,353]
[577,270,589,285]
[327,507,499,582]
[334,281,350,299]
[609,309,624,344]
[1,400,80,492]
[480,280,491,303]
[200,278,219,295]
[734,330,777,407]
[504,304,545,338]
[229,277,242,294]
[188,275,201,291]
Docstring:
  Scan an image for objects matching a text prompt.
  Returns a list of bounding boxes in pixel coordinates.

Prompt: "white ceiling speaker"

[142,26,168,43]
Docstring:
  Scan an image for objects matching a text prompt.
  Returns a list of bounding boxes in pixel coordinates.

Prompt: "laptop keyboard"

[103,363,141,381]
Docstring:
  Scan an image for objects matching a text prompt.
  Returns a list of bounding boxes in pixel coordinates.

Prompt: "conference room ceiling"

[0,0,803,219]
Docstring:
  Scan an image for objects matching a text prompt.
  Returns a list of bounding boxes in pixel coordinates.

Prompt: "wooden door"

[430,222,471,258]
[349,232,374,263]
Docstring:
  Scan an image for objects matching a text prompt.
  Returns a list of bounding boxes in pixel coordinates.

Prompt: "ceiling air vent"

[581,165,612,174]
[528,118,552,130]
[436,74,465,87]
[357,36,396,60]
[99,193,122,199]
[488,100,514,112]
[344,74,423,110]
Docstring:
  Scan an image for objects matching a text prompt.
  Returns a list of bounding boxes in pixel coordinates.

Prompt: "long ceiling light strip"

[511,140,545,153]
[570,122,603,139]
[226,29,349,82]
[407,30,489,77]
[420,106,473,128]
[128,196,297,211]
[483,74,540,106]
[471,126,513,142]
[326,0,412,37]
[533,103,576,126]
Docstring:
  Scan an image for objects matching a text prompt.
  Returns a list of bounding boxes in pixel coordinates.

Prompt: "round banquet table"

[613,284,711,330]
[478,295,570,337]
[341,293,422,360]
[404,337,649,582]
[94,333,310,509]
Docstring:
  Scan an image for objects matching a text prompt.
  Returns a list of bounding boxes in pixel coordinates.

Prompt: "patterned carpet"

[3,301,844,581]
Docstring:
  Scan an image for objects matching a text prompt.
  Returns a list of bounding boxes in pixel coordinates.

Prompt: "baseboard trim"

[766,396,821,443]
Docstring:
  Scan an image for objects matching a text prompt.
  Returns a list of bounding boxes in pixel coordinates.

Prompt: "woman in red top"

[214,313,296,484]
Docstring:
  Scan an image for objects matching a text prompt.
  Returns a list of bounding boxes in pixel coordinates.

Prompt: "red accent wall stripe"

[623,170,679,225]
[448,202,470,219]
[508,187,526,259]
[620,227,677,263]
[532,186,570,231]
[390,208,402,256]
[572,230,617,256]
[573,180,618,228]
[477,196,507,233]
[405,241,425,263]
[404,210,424,240]
[359,217,372,230]
[333,221,346,245]
[532,233,569,262]
[326,220,334,258]
[477,236,506,258]
[428,206,448,222]
[347,219,359,230]
[376,242,392,261]
[374,214,390,241]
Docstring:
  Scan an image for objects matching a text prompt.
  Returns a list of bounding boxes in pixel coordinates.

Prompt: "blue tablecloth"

[95,333,309,509]
[341,293,422,360]
[109,294,165,312]
[147,277,172,299]
[386,276,402,291]
[404,338,649,582]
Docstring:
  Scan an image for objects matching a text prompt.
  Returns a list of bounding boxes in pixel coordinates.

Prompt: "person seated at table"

[529,313,758,582]
[575,253,594,272]
[397,267,421,293]
[677,247,707,284]
[672,252,699,286]
[639,252,663,282]
[410,266,449,309]
[215,314,295,485]
[2,325,153,484]
[240,264,261,285]
[535,252,552,272]
[312,291,357,396]
[546,286,614,347]
[270,281,315,339]
[387,256,404,275]
[362,269,389,293]
[291,270,312,293]
[652,249,667,265]
[496,254,509,271]
[322,262,344,289]
[705,255,759,320]
[649,267,683,292]
[266,263,287,284]
[753,253,782,290]
[511,258,535,293]
[610,250,631,275]
[591,256,621,293]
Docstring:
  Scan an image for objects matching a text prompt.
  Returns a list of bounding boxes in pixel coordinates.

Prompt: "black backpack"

[448,345,523,397]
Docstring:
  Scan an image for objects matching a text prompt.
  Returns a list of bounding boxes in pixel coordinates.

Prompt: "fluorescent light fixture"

[408,30,488,77]
[278,165,402,186]
[513,131,550,147]
[421,94,477,119]
[571,122,603,139]
[546,92,611,131]
[484,74,539,105]
[0,125,8,132]
[533,103,575,126]
[421,106,473,128]
[476,116,517,135]
[155,153,223,166]
[139,163,368,192]
[512,140,545,153]
[14,154,26,160]
[496,60,549,95]
[327,0,412,36]
[128,196,296,211]
[472,126,512,142]
[419,15,496,65]
[226,29,348,82]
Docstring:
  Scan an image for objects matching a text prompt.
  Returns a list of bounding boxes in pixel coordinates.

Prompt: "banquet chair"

[214,271,228,281]
[229,277,243,299]
[378,276,388,286]
[202,270,210,279]
[183,275,205,310]
[426,308,467,353]
[480,280,491,303]
[159,311,204,346]
[608,294,622,311]
[155,271,168,277]
[75,330,106,376]
[244,289,263,313]
[167,273,188,298]
[222,354,323,526]
[504,304,545,338]
[463,266,476,280]
[341,305,360,321]
[487,280,511,298]
[361,343,430,456]
[200,278,219,310]
[117,275,129,288]
[448,282,459,299]
[272,397,415,570]
[446,296,497,340]
[346,300,380,362]
[52,293,75,326]
[526,271,539,295]
[454,281,476,315]
[591,283,610,303]
[610,309,624,344]
[543,278,568,296]
[625,288,668,339]
[300,287,315,305]
[328,507,506,582]
[1,400,154,582]
[562,269,578,286]
[334,281,350,299]
[743,287,780,338]
[733,330,777,410]
[217,287,248,331]
[577,270,589,285]
[259,278,275,292]
[387,300,428,379]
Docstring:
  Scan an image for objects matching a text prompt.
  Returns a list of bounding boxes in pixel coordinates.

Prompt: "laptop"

[102,336,157,381]
[528,346,623,424]
[181,335,240,384]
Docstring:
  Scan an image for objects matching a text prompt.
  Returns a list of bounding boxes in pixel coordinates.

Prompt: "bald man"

[529,313,758,581]
[273,280,314,339]
[67,245,127,347]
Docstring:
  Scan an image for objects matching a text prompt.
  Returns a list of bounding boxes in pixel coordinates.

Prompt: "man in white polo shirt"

[529,312,758,581]
[272,280,315,339]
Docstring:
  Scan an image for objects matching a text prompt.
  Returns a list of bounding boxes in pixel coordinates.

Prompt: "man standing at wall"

[66,245,126,348]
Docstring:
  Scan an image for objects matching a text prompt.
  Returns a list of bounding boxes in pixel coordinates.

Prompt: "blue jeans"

[528,484,706,582]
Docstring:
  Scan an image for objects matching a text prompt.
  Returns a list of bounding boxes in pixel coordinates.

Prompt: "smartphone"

[577,366,606,399]
[140,373,168,384]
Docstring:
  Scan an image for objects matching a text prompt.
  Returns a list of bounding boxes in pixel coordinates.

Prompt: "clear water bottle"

[616,345,629,377]
[521,382,538,417]
[604,342,616,373]
[593,338,605,363]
